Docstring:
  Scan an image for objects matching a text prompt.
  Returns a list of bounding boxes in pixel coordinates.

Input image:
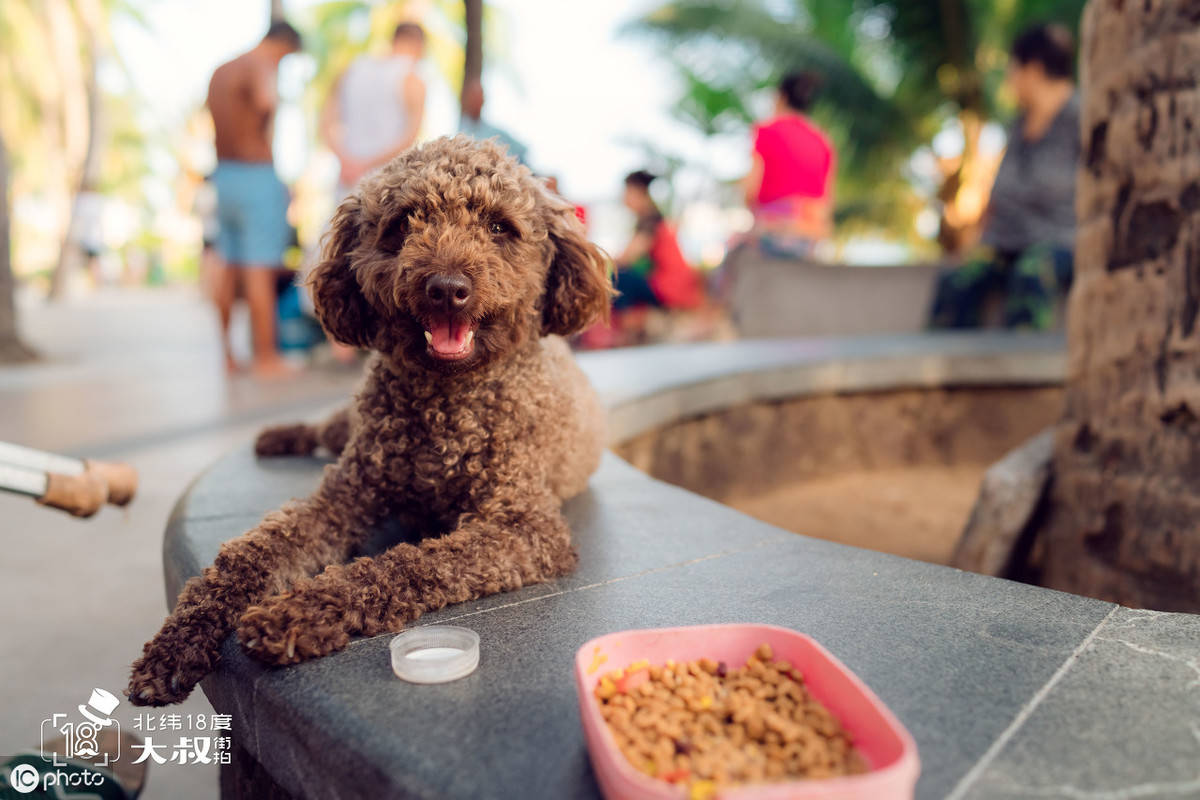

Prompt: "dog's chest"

[384,384,537,498]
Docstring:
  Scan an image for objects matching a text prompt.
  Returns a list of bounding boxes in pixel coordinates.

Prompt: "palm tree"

[0,0,138,299]
[1038,0,1199,611]
[1,0,87,299]
[49,10,104,299]
[0,133,37,363]
[463,0,482,105]
[630,0,1087,251]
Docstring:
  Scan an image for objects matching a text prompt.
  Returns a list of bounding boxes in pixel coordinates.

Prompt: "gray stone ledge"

[163,332,1199,800]
[588,332,1065,443]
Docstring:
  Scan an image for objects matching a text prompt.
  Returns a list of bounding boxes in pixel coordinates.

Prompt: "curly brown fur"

[254,423,320,457]
[255,408,352,457]
[129,137,612,705]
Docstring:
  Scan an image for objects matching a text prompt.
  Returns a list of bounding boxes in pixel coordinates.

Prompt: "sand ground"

[729,465,985,565]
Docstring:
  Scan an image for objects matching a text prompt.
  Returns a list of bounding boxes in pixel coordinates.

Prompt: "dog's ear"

[541,205,614,337]
[309,194,377,348]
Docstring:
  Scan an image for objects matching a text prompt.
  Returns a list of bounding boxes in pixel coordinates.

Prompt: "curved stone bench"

[165,332,1200,800]
[726,256,945,338]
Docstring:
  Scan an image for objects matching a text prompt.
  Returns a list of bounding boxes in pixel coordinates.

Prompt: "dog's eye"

[376,214,410,253]
[488,221,512,237]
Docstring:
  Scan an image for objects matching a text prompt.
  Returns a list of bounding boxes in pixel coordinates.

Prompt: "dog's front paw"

[237,591,353,666]
[254,423,318,457]
[127,613,223,706]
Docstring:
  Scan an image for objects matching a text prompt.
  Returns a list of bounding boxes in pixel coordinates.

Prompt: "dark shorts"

[613,257,661,310]
[212,161,290,266]
[929,245,1073,330]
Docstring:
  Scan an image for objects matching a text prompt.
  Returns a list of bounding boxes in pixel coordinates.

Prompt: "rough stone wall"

[615,387,1062,504]
[1041,0,1200,609]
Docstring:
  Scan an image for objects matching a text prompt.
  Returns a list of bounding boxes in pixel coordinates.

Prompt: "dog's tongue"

[429,318,471,355]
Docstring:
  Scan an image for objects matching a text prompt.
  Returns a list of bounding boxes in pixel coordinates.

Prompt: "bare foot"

[251,356,301,380]
[224,353,241,374]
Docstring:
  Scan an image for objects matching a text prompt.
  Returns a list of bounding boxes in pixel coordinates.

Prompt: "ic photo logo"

[7,764,39,794]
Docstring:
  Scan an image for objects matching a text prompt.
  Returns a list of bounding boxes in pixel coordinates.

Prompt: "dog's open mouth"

[423,316,477,361]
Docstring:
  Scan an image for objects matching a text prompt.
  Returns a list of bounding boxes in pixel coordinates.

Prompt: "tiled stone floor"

[0,288,362,800]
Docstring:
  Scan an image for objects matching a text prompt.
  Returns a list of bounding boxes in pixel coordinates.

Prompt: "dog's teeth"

[424,331,433,344]
[465,330,474,345]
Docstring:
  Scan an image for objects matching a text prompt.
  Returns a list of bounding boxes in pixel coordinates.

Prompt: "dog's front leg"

[255,406,353,457]
[237,496,578,665]
[127,469,384,706]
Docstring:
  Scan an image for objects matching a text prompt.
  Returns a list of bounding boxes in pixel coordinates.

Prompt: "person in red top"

[613,170,702,311]
[743,71,835,254]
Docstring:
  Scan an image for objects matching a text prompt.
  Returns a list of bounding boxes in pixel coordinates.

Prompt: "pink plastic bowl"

[575,624,920,800]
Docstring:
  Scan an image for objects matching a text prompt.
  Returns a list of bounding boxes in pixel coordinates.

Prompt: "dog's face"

[310,137,612,373]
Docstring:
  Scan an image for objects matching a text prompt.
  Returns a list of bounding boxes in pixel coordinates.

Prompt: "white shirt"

[338,55,417,162]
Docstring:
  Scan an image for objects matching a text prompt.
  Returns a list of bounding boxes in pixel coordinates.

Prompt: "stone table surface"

[164,333,1200,800]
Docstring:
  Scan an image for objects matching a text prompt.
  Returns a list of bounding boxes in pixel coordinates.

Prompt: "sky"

[107,0,754,256]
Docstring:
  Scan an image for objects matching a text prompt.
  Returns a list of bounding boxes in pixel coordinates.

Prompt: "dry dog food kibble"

[594,644,867,795]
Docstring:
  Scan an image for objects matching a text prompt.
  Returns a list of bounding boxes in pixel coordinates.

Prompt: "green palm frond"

[670,62,757,136]
[630,0,918,164]
[626,0,1087,240]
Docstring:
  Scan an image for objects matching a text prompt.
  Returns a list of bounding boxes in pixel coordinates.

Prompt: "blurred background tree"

[629,0,1087,256]
[1038,0,1200,611]
[0,0,148,322]
[0,133,36,362]
[463,0,482,103]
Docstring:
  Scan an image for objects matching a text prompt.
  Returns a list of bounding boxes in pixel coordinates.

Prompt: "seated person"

[930,24,1079,330]
[744,71,835,257]
[613,170,702,311]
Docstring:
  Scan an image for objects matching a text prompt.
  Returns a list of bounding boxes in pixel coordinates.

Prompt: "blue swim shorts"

[212,161,291,267]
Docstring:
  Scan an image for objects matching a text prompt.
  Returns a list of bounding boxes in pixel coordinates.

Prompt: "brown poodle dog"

[127,136,612,706]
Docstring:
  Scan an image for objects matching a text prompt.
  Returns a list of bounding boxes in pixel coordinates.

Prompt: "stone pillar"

[1041,0,1200,610]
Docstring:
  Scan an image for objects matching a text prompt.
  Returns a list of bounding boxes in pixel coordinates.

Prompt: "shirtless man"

[207,21,301,377]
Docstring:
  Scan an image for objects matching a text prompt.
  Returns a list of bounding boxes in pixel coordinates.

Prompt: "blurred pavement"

[0,287,362,799]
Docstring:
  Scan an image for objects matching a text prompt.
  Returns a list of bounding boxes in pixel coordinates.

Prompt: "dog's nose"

[424,273,472,311]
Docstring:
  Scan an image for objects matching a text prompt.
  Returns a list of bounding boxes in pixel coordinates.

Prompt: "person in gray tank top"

[320,22,427,198]
[930,24,1080,330]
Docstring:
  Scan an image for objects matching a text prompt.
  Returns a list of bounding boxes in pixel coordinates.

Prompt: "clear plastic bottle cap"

[390,626,480,684]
